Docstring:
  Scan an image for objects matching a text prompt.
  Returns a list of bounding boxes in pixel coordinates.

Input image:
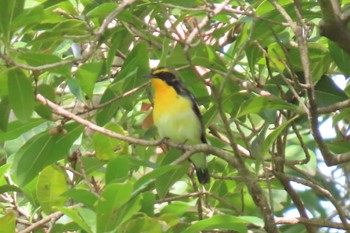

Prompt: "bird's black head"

[151,68,182,90]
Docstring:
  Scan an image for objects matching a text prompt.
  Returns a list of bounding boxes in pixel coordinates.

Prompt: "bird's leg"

[161,137,170,144]
[159,137,170,152]
[178,138,189,151]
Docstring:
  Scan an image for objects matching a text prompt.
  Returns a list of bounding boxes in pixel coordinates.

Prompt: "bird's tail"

[196,167,210,184]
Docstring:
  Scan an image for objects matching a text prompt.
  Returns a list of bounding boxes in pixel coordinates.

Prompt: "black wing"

[182,87,207,144]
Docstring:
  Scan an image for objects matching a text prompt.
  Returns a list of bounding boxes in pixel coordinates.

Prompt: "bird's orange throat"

[151,78,177,104]
[151,78,179,123]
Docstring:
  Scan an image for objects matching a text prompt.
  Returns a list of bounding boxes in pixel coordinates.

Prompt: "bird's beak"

[143,74,153,79]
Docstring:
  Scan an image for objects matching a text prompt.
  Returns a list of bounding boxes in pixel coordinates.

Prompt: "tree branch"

[211,85,279,231]
[19,211,64,233]
[184,0,230,51]
[275,173,316,233]
[317,99,350,114]
[36,94,160,147]
[271,0,350,167]
[274,217,348,230]
[37,92,279,232]
[277,172,350,230]
[318,0,350,56]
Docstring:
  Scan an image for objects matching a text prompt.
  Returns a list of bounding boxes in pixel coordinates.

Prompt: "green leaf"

[86,2,117,18]
[58,206,93,233]
[261,116,299,157]
[190,43,226,71]
[133,164,182,194]
[315,75,348,107]
[237,96,302,117]
[51,123,84,162]
[161,0,201,7]
[329,41,350,76]
[256,0,292,16]
[267,42,287,71]
[308,42,332,83]
[106,157,129,183]
[115,195,142,228]
[37,165,68,214]
[0,69,9,97]
[285,145,316,176]
[76,207,96,231]
[35,84,56,120]
[93,122,128,160]
[140,191,155,217]
[122,215,162,233]
[76,62,103,99]
[12,123,83,186]
[11,4,46,30]
[8,69,34,122]
[152,149,189,198]
[0,98,10,131]
[251,0,293,45]
[96,88,119,126]
[12,132,56,186]
[160,201,191,216]
[21,177,39,208]
[155,165,188,198]
[167,43,188,66]
[0,185,22,194]
[96,182,133,233]
[182,215,263,233]
[63,189,98,209]
[37,84,56,101]
[0,0,24,45]
[109,42,150,110]
[106,28,128,77]
[0,212,16,233]
[0,118,45,142]
[159,38,171,67]
[67,78,85,102]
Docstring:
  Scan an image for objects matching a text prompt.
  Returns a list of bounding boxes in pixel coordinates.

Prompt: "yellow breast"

[151,78,202,144]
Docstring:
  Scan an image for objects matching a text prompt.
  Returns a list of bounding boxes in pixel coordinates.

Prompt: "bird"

[148,68,210,184]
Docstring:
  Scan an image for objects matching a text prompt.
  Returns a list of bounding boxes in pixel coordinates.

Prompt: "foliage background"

[1,0,350,232]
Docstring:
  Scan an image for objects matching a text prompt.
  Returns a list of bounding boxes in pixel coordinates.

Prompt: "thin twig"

[275,172,316,233]
[19,211,64,233]
[36,94,160,146]
[75,150,99,196]
[184,0,231,51]
[77,81,150,115]
[274,217,347,230]
[277,172,350,230]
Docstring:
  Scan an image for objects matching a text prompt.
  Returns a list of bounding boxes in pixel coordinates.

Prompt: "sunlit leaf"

[0,211,16,233]
[93,122,128,160]
[37,165,68,214]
